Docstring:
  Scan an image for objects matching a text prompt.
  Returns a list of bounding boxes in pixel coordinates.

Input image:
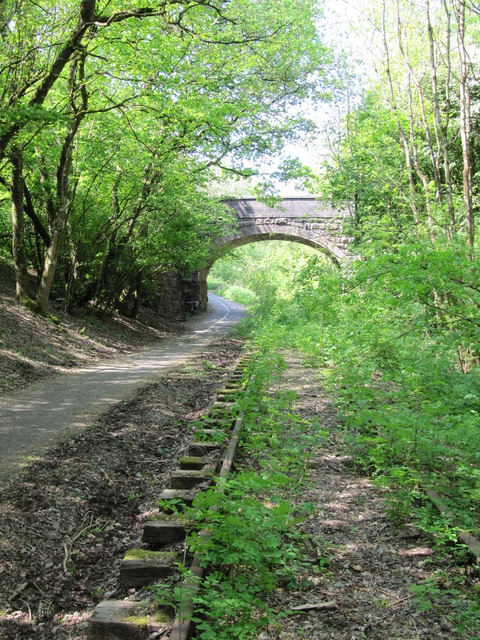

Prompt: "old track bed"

[87,353,252,640]
[2,349,479,639]
[0,338,243,639]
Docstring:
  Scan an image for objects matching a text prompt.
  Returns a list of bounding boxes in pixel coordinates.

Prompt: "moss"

[124,549,178,562]
[122,611,170,627]
[180,456,204,465]
[123,615,150,628]
[209,408,233,418]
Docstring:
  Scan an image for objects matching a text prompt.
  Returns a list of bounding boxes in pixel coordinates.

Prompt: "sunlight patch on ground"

[326,501,350,511]
[0,611,32,627]
[322,519,349,528]
[399,547,433,558]
[313,453,353,463]
[54,611,91,627]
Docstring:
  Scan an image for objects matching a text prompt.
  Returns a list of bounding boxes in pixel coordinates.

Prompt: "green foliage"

[214,238,480,539]
[411,575,480,636]
[0,0,336,312]
[318,90,418,243]
[154,351,325,639]
[189,474,297,576]
[316,1,480,249]
[209,241,330,311]
[208,277,256,307]
[185,474,300,639]
[209,235,480,634]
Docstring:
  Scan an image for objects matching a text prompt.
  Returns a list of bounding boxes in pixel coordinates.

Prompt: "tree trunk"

[396,3,442,207]
[36,228,62,313]
[36,54,88,314]
[428,0,456,233]
[380,0,420,227]
[9,148,32,305]
[457,0,474,248]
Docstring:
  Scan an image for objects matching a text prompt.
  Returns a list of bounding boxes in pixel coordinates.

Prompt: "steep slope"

[0,259,180,394]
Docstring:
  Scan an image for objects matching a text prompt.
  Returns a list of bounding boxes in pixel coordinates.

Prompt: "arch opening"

[211,224,345,268]
[204,238,337,311]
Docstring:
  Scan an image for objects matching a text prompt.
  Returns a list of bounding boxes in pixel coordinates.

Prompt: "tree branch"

[23,182,51,247]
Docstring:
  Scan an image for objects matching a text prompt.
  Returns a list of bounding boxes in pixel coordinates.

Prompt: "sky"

[259,0,367,197]
[214,0,369,199]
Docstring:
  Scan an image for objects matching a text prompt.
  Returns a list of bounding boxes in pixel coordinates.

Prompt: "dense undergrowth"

[210,241,480,539]
[207,239,480,635]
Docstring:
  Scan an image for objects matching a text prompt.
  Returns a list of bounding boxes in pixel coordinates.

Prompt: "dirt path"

[0,294,246,483]
[261,356,479,640]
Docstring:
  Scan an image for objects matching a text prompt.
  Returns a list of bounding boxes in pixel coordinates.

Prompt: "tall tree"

[0,0,335,313]
[318,0,479,247]
[456,0,474,248]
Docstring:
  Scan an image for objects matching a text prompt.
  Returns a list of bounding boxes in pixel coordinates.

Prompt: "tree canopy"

[318,0,480,251]
[0,0,334,314]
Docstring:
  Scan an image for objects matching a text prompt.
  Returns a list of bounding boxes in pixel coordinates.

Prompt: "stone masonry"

[215,198,352,263]
[154,198,353,317]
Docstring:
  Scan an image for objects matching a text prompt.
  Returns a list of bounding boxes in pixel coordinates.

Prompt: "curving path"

[0,294,246,484]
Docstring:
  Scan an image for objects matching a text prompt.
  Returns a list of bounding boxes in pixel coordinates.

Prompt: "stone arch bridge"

[156,198,352,317]
[216,197,351,263]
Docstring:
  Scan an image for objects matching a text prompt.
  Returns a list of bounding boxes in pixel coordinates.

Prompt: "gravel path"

[0,294,246,483]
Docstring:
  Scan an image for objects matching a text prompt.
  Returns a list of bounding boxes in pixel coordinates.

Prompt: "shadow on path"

[0,294,246,483]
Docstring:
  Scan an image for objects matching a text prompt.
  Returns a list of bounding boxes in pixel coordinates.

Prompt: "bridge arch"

[194,199,353,310]
[211,224,347,266]
[156,198,352,317]
[218,197,351,260]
